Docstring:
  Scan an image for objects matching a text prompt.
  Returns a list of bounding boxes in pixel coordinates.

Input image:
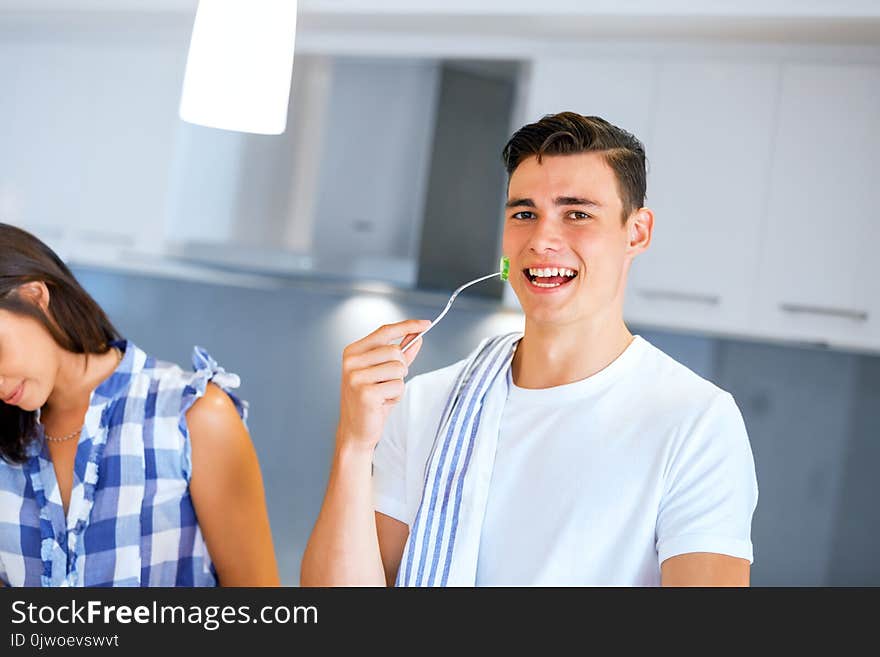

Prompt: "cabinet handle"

[73,230,135,247]
[637,289,720,305]
[779,303,868,322]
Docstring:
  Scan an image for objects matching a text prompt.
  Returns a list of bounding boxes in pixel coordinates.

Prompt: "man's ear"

[627,207,654,255]
[17,281,51,312]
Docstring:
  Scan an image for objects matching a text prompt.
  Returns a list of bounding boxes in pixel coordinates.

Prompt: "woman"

[0,223,279,586]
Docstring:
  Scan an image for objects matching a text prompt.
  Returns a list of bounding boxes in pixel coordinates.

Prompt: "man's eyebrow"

[505,197,603,208]
[555,196,601,207]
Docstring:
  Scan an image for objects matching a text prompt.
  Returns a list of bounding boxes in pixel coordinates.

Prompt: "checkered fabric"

[0,341,248,587]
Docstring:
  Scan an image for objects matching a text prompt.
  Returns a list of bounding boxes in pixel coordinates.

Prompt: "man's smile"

[521,264,580,291]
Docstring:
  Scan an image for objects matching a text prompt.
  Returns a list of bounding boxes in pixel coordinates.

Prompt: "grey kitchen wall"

[416,63,515,297]
[73,265,880,586]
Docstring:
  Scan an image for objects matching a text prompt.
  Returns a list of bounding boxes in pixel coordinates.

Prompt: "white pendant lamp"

[179,1,298,135]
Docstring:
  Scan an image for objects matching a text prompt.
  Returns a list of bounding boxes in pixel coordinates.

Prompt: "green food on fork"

[401,256,511,354]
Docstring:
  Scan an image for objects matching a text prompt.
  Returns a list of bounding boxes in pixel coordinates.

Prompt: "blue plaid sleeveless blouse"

[0,341,247,587]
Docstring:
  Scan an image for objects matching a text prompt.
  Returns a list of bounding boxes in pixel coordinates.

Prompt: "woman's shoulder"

[124,342,249,481]
[124,342,248,423]
[144,345,229,384]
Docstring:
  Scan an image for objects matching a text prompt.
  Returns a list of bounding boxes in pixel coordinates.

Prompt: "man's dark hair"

[0,223,120,464]
[502,111,647,222]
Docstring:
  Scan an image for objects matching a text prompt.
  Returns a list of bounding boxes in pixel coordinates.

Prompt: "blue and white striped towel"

[396,332,521,586]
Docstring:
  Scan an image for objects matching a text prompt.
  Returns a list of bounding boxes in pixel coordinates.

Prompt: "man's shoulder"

[621,340,750,464]
[634,337,732,415]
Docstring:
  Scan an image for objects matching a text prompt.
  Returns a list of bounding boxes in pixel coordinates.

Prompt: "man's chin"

[516,288,570,308]
[521,303,575,326]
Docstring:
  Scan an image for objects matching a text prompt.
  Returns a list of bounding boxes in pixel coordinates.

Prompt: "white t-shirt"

[372,335,759,586]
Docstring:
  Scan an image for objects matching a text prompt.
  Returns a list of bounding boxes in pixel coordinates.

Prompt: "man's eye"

[568,211,591,220]
[511,211,536,220]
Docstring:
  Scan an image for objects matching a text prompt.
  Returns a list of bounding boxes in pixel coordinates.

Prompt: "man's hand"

[337,319,431,450]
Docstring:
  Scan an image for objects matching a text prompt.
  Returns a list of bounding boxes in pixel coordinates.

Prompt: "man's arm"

[661,552,750,586]
[377,512,409,586]
[657,393,758,588]
[300,319,430,587]
[300,440,385,586]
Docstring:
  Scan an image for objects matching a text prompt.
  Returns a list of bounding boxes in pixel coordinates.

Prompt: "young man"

[301,112,758,587]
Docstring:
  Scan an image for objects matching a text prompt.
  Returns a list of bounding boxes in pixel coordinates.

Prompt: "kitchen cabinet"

[624,59,779,336]
[2,35,185,255]
[520,56,659,142]
[752,63,880,352]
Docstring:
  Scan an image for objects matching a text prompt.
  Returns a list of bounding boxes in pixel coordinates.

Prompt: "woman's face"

[0,308,61,412]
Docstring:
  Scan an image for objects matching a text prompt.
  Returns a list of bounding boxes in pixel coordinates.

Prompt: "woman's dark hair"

[0,223,120,464]
[502,111,647,222]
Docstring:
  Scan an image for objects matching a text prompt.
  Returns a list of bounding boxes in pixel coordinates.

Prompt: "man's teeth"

[527,267,577,277]
[525,266,578,288]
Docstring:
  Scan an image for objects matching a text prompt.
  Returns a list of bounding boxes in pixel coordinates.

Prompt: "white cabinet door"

[1,37,185,257]
[624,59,779,336]
[753,64,880,352]
[520,56,659,143]
[504,56,658,310]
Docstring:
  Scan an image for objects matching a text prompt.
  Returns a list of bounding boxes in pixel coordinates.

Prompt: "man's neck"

[511,313,634,389]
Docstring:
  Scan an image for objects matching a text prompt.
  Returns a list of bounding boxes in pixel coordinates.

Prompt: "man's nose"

[528,217,564,251]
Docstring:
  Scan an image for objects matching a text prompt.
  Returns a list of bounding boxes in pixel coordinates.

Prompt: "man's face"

[502,151,635,327]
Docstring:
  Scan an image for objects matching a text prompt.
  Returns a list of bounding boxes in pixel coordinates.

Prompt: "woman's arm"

[187,383,280,586]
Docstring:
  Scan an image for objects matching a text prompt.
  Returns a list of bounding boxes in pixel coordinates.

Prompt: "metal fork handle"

[400,272,501,354]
